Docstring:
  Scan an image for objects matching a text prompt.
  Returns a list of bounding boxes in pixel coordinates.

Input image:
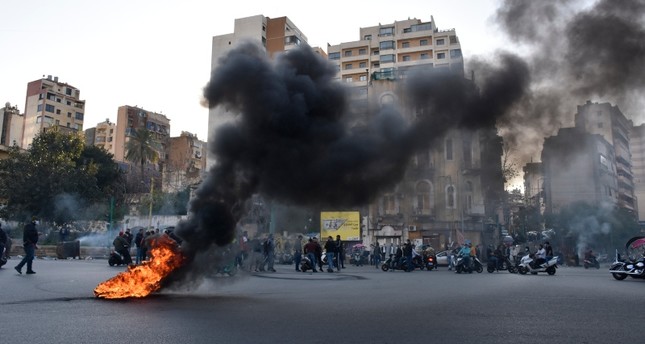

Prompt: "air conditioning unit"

[408,225,417,232]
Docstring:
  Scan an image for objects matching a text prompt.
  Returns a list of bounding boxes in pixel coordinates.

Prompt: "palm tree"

[125,128,160,178]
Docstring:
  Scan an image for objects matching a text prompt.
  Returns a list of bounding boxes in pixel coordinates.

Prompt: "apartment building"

[629,124,645,221]
[1,102,23,149]
[85,119,117,156]
[114,105,170,165]
[164,131,206,193]
[22,76,85,148]
[208,15,309,170]
[574,101,636,214]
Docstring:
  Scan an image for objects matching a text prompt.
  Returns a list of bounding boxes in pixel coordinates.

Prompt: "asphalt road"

[0,258,642,344]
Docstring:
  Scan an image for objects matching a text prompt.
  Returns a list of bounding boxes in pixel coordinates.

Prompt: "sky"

[0,0,506,141]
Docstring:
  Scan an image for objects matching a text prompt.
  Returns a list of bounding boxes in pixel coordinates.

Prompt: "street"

[1,258,642,344]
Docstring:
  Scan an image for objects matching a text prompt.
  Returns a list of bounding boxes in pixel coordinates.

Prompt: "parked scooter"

[487,255,517,273]
[300,255,316,272]
[517,253,558,275]
[381,255,421,272]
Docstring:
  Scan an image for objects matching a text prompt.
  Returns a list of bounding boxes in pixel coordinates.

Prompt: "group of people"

[297,235,345,273]
[112,227,183,266]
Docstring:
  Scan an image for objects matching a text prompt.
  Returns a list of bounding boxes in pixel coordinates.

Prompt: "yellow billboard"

[320,211,360,241]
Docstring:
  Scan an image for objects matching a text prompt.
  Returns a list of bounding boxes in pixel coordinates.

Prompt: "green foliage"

[125,128,160,176]
[0,131,124,222]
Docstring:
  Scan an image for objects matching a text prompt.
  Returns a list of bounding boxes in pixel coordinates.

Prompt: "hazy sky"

[0,0,505,140]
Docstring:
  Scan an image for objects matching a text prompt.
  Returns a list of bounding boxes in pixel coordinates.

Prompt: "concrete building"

[630,124,645,222]
[208,15,309,170]
[574,101,636,215]
[542,127,617,215]
[164,131,207,193]
[1,102,23,149]
[327,17,500,249]
[114,105,170,165]
[22,76,85,148]
[84,119,117,156]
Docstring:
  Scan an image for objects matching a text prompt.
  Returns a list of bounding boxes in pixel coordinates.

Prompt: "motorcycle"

[381,255,421,272]
[517,254,558,275]
[584,255,600,269]
[487,255,517,273]
[300,255,316,272]
[455,255,484,274]
[108,249,126,266]
[423,253,436,271]
[609,256,645,281]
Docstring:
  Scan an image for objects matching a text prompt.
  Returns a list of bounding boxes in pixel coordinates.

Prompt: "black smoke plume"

[166,41,528,286]
[493,0,645,164]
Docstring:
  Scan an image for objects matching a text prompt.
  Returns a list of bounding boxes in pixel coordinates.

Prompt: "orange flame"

[94,235,184,299]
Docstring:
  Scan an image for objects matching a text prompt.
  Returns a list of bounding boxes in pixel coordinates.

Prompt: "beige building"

[22,76,85,148]
[208,15,310,170]
[328,17,501,249]
[114,105,170,165]
[164,131,207,193]
[629,124,645,221]
[85,119,117,156]
[1,102,23,149]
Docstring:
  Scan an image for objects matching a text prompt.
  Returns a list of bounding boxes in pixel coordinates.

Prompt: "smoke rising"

[492,0,645,164]
[166,41,528,286]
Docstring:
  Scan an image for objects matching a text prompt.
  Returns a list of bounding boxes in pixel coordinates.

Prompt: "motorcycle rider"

[459,243,472,272]
[486,244,498,270]
[544,241,554,260]
[113,231,132,265]
[534,244,547,268]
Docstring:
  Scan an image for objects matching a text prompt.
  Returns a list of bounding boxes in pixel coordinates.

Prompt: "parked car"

[435,250,452,266]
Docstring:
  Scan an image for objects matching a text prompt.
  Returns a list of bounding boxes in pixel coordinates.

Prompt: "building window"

[415,181,432,212]
[379,40,395,50]
[380,54,395,63]
[66,88,72,95]
[359,48,367,55]
[45,104,55,113]
[450,35,458,44]
[359,75,367,81]
[344,63,353,70]
[344,50,353,57]
[373,50,380,55]
[379,27,394,36]
[598,122,603,128]
[420,53,430,60]
[402,55,411,62]
[446,185,456,208]
[75,112,84,120]
[401,41,410,48]
[359,61,367,68]
[328,52,340,60]
[56,109,61,114]
[364,34,372,40]
[450,49,462,58]
[37,104,43,112]
[420,39,428,46]
[445,138,453,160]
[344,77,353,83]
[437,52,446,59]
[66,100,71,105]
[465,181,473,212]
[436,38,445,45]
[56,98,61,103]
[67,112,72,117]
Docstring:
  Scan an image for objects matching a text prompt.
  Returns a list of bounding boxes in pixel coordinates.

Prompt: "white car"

[435,250,452,266]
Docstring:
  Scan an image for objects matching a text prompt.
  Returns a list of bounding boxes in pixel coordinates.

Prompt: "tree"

[125,128,159,177]
[0,131,123,222]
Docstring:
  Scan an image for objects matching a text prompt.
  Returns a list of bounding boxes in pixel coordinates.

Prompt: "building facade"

[1,102,23,148]
[85,119,117,156]
[208,15,309,170]
[164,131,207,193]
[113,105,170,165]
[22,76,85,148]
[630,124,645,222]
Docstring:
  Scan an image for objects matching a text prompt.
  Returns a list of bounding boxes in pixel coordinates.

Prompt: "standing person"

[403,240,414,272]
[335,235,345,270]
[134,228,145,264]
[303,238,318,273]
[265,234,276,272]
[293,235,303,272]
[313,237,324,272]
[0,223,7,266]
[324,236,336,272]
[15,217,39,275]
[237,230,250,269]
[373,241,381,269]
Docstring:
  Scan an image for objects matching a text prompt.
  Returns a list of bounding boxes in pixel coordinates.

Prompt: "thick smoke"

[167,41,528,286]
[492,0,645,164]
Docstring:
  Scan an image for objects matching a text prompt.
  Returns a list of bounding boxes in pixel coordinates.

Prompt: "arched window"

[465,181,473,211]
[446,185,456,209]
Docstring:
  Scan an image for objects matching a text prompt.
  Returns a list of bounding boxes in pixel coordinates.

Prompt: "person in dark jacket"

[134,228,145,264]
[15,217,39,274]
[113,231,132,265]
[324,236,336,272]
[0,223,8,265]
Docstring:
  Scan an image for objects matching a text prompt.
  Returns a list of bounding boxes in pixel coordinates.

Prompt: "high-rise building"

[575,101,636,214]
[114,105,170,165]
[629,124,645,221]
[164,131,206,193]
[327,17,501,248]
[85,119,117,156]
[208,15,309,170]
[22,76,85,148]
